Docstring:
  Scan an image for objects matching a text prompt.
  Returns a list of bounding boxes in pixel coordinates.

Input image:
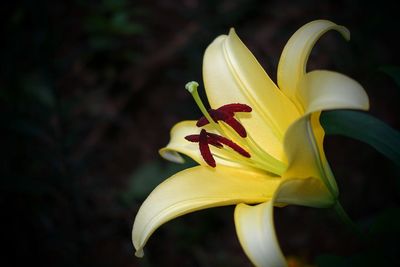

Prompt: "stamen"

[199,129,216,167]
[207,132,250,158]
[185,130,250,167]
[196,109,247,137]
[219,103,252,115]
[185,134,223,148]
[223,116,247,138]
[184,134,200,142]
[184,82,262,169]
[196,109,226,127]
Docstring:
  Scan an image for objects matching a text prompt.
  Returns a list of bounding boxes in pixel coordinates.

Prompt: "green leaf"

[321,110,400,166]
[120,158,196,204]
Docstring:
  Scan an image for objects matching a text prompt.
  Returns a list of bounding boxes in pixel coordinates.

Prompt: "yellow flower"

[132,20,369,267]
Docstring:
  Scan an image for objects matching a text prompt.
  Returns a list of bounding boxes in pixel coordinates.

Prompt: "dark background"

[1,0,399,266]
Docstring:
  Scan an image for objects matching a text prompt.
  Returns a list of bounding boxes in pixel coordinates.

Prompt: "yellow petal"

[234,201,287,267]
[298,70,369,113]
[203,29,300,161]
[132,165,281,257]
[159,120,203,164]
[282,112,337,207]
[275,177,333,208]
[277,20,350,108]
[159,120,244,168]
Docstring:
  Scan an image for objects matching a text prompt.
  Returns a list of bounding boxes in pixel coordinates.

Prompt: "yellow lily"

[132,20,369,267]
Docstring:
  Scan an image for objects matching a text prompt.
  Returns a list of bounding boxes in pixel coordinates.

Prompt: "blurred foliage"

[81,0,146,61]
[121,157,196,203]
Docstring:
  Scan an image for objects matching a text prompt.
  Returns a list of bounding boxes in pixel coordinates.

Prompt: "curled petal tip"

[159,148,185,163]
[135,249,144,258]
[338,25,350,41]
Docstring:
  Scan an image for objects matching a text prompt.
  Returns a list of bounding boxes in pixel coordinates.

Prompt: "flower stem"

[333,201,365,240]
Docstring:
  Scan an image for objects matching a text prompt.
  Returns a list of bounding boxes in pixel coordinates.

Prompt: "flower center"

[184,81,287,176]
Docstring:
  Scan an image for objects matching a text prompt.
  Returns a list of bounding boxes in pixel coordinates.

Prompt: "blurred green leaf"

[321,110,400,166]
[85,14,143,36]
[380,65,400,87]
[121,158,196,203]
[23,84,55,109]
[111,13,144,35]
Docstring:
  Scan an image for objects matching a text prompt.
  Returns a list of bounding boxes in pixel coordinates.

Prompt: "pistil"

[185,81,218,129]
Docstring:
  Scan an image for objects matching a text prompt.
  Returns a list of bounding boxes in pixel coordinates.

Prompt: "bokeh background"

[1,0,400,266]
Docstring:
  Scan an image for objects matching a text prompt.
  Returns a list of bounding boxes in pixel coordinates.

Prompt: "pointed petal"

[277,20,350,107]
[132,165,281,256]
[234,202,287,267]
[160,120,250,168]
[298,70,369,113]
[203,29,300,161]
[281,112,337,207]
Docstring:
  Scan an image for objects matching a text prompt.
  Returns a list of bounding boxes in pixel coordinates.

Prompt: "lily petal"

[298,70,369,113]
[275,177,333,208]
[234,201,286,267]
[281,112,336,207]
[159,120,245,168]
[203,29,300,161]
[132,165,281,257]
[277,20,350,108]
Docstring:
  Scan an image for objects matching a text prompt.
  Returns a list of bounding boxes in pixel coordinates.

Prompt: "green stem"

[333,201,364,240]
[185,81,216,128]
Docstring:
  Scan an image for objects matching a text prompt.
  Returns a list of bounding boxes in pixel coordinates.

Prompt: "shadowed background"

[1,0,399,266]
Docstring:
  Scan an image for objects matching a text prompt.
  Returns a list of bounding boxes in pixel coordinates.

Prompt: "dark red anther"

[185,130,251,167]
[218,103,252,116]
[223,116,247,138]
[207,133,250,158]
[196,109,248,138]
[199,129,216,167]
[185,103,252,167]
[196,109,228,127]
[196,104,251,127]
[185,134,222,148]
[185,134,200,142]
[196,113,210,127]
